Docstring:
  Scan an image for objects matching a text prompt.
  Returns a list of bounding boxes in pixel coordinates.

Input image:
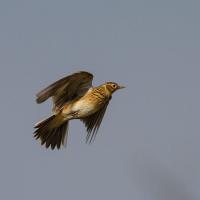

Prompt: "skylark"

[34,71,125,149]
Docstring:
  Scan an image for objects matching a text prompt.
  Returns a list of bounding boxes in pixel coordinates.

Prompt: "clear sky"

[0,0,200,199]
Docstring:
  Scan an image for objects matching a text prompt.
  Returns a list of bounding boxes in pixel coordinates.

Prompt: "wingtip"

[35,98,41,104]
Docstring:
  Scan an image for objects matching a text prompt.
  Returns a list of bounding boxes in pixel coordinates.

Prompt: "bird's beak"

[118,85,126,89]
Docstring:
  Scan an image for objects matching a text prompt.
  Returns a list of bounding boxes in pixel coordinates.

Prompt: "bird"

[34,71,125,150]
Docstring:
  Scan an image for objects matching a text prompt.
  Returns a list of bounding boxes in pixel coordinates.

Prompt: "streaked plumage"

[34,71,125,149]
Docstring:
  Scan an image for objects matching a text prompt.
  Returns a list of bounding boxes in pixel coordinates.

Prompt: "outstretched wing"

[36,71,93,110]
[81,100,110,143]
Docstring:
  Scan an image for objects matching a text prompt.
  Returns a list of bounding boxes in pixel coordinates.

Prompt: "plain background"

[0,0,200,199]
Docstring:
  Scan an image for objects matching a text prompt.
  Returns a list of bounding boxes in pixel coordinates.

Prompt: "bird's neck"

[102,85,112,98]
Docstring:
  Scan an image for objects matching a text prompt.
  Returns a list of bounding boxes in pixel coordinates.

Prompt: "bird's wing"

[36,71,93,110]
[81,100,110,143]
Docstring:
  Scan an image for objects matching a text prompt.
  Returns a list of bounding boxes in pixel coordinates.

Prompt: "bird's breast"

[71,98,100,117]
[72,88,108,116]
[62,88,108,118]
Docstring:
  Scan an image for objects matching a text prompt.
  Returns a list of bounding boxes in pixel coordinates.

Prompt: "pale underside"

[62,88,107,120]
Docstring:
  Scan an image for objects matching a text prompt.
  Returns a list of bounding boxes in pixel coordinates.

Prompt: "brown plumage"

[34,71,125,149]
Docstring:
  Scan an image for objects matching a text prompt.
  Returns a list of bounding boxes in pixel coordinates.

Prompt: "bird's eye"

[112,84,117,88]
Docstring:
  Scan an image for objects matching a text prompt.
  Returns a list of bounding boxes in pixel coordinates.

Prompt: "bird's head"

[105,82,125,94]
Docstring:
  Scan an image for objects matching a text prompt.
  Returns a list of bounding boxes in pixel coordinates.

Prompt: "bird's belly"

[71,100,97,117]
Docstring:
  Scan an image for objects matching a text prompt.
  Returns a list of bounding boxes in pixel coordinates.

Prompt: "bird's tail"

[33,113,69,150]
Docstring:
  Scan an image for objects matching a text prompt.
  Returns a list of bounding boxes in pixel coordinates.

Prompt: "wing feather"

[36,71,93,110]
[81,100,110,143]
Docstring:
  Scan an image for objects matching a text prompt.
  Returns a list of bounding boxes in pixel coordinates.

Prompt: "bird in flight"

[34,71,125,150]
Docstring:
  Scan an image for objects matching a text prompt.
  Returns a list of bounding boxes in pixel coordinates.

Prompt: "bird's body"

[63,86,110,118]
[34,71,124,149]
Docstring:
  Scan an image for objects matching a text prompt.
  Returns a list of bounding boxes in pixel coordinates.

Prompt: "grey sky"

[0,0,200,199]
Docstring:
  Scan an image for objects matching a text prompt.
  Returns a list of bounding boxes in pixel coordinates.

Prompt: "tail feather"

[34,115,69,150]
[34,115,54,129]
